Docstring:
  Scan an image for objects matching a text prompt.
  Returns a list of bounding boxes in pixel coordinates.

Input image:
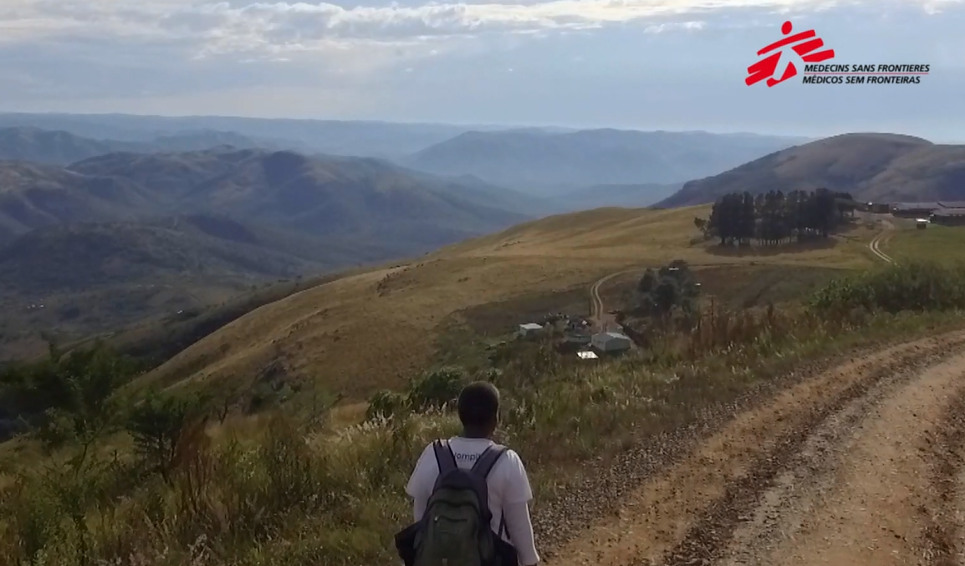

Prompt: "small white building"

[518,323,544,338]
[591,331,633,353]
[577,350,598,360]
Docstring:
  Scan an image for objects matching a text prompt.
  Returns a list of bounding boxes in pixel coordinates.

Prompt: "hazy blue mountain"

[0,113,515,159]
[0,126,307,165]
[403,128,811,197]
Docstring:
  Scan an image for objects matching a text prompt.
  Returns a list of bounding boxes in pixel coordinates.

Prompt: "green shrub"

[126,390,204,482]
[365,390,409,421]
[810,261,965,314]
[405,367,467,411]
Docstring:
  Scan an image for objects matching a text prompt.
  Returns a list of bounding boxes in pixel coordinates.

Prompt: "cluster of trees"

[0,342,213,478]
[633,259,700,318]
[695,188,855,246]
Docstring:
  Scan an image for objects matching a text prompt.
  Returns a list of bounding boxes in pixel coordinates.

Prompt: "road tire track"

[919,386,965,566]
[542,330,965,566]
[869,219,896,264]
[658,342,965,566]
[590,269,637,330]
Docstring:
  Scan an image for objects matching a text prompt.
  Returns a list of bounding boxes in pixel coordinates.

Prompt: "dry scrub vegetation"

[135,205,878,404]
[2,260,965,566]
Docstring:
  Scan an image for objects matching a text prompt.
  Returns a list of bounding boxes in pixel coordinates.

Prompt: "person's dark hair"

[457,381,500,428]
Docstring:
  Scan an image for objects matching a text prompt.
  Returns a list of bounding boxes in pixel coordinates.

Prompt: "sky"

[0,0,963,140]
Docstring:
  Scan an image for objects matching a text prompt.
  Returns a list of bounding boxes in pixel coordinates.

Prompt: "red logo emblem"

[746,21,835,87]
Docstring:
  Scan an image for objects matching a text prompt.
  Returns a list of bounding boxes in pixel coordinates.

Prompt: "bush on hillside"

[809,261,965,314]
[406,366,467,411]
[126,390,206,482]
[366,389,408,421]
[0,342,141,428]
[634,260,700,319]
[365,367,468,422]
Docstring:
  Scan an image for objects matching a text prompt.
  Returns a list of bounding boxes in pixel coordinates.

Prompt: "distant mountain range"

[0,144,537,349]
[0,122,807,212]
[0,126,311,165]
[0,113,505,160]
[0,146,532,248]
[403,129,811,197]
[657,133,965,207]
[19,117,958,363]
[0,214,334,348]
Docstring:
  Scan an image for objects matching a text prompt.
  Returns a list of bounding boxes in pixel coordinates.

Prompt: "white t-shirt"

[405,437,533,539]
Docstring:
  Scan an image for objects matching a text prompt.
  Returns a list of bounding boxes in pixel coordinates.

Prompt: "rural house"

[518,323,544,338]
[892,202,941,218]
[930,208,965,226]
[591,331,632,353]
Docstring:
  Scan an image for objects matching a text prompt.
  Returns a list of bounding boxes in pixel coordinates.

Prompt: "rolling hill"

[658,133,965,207]
[0,113,506,159]
[0,161,156,243]
[0,216,331,295]
[1,147,534,247]
[552,182,684,212]
[0,148,540,358]
[0,214,345,353]
[130,204,875,404]
[67,148,535,249]
[0,126,307,166]
[403,129,810,196]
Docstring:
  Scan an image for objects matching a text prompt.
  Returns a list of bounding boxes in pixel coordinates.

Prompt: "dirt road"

[589,269,638,331]
[539,330,965,566]
[869,218,897,264]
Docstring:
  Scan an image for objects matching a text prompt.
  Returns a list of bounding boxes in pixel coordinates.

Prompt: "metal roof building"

[930,208,965,225]
[518,323,544,337]
[591,331,633,353]
[892,202,941,211]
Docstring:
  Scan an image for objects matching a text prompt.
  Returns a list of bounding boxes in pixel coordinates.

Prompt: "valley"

[3,113,965,566]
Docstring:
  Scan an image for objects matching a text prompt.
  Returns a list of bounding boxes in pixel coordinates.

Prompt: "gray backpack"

[413,440,508,566]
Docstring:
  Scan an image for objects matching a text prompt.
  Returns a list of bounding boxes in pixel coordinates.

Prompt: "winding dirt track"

[590,269,637,331]
[869,218,897,264]
[543,330,965,566]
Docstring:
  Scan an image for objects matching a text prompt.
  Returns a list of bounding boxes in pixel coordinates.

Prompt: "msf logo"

[746,21,835,87]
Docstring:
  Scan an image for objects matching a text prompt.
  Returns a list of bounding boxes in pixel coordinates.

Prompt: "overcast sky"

[0,0,962,140]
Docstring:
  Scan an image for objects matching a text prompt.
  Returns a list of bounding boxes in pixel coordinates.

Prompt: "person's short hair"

[457,381,500,428]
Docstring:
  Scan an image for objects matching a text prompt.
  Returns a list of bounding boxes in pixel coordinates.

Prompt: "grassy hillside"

[884,223,965,262]
[659,133,965,206]
[62,269,365,367]
[552,182,684,212]
[1,148,534,249]
[0,216,347,357]
[9,195,965,566]
[404,129,808,195]
[0,148,538,360]
[66,148,534,245]
[133,204,877,404]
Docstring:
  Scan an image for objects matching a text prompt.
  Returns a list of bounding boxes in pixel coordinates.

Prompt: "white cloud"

[644,20,706,33]
[0,0,947,59]
[0,0,958,109]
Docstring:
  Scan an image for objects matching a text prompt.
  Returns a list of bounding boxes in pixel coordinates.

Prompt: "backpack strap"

[432,439,458,475]
[470,443,507,479]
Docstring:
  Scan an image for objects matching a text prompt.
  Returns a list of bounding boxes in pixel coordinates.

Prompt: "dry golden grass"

[137,205,879,401]
[5,257,965,566]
